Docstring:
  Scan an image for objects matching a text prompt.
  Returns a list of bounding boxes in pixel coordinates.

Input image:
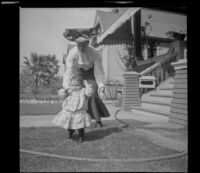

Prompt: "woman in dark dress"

[62,26,110,127]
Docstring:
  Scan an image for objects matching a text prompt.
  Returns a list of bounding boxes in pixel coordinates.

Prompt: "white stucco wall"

[99,45,126,82]
[107,45,125,82]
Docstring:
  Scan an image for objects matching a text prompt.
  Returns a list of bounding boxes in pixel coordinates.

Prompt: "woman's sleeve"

[62,50,77,89]
[94,50,105,85]
[62,67,74,89]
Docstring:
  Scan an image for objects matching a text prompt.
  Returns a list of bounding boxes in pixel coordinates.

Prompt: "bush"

[20,93,60,101]
[20,93,35,100]
[32,88,52,94]
[21,87,33,94]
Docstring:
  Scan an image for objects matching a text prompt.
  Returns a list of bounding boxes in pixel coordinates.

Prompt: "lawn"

[143,127,188,142]
[20,103,62,115]
[20,152,187,172]
[20,126,187,172]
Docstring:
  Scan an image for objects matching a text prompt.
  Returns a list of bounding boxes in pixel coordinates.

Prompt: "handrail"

[139,40,183,77]
[138,40,185,96]
[100,40,186,100]
[137,40,185,68]
[139,62,161,76]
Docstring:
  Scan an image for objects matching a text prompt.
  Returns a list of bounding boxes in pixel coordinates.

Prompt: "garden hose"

[20,148,187,163]
[114,109,130,128]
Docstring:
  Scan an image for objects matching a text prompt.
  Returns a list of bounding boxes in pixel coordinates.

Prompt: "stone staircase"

[131,77,174,117]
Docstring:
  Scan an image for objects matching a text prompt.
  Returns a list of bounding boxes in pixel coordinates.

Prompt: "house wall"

[107,45,125,82]
[99,45,126,82]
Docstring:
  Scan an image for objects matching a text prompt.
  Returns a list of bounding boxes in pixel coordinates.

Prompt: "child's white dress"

[52,88,92,129]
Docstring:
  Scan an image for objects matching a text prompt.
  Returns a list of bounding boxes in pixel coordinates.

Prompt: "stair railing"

[99,40,185,100]
[138,40,183,96]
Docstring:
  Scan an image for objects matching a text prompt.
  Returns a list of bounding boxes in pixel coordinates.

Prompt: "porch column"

[169,59,187,125]
[173,40,186,61]
[131,9,142,60]
[122,72,141,110]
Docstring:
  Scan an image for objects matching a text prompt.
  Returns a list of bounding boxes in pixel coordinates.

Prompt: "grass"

[143,127,188,142]
[20,152,187,172]
[20,126,187,172]
[20,103,62,115]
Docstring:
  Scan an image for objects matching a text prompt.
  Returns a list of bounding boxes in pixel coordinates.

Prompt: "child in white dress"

[53,75,93,143]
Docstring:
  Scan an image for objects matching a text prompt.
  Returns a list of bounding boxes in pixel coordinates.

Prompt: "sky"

[20,8,110,75]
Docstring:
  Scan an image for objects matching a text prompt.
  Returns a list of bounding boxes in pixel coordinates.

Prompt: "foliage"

[120,45,138,71]
[22,52,60,88]
[141,15,160,59]
[20,67,34,89]
[20,93,60,100]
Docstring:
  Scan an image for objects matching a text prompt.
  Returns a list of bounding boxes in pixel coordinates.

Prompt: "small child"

[53,75,93,143]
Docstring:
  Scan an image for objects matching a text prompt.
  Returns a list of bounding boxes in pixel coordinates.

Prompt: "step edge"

[150,94,173,98]
[142,100,171,106]
[131,106,170,116]
[159,88,174,90]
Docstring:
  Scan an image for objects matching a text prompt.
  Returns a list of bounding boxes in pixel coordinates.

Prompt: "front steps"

[131,77,174,117]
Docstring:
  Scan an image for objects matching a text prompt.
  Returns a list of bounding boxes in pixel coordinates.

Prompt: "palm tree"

[23,53,41,88]
[23,53,60,88]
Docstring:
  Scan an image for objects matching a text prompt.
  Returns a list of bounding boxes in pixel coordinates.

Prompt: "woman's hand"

[98,83,106,99]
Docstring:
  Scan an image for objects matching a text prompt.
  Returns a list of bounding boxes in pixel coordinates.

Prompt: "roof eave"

[97,8,141,45]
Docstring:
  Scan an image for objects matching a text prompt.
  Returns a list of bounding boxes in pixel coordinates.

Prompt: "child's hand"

[83,80,88,86]
[58,89,66,97]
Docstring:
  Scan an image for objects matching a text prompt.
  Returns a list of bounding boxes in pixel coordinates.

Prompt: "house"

[92,8,187,83]
[92,8,129,83]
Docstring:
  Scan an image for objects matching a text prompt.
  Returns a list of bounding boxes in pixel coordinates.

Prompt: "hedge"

[20,93,60,100]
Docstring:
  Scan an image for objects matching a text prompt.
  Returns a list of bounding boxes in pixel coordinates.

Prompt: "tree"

[119,45,138,72]
[22,53,60,88]
[20,67,34,89]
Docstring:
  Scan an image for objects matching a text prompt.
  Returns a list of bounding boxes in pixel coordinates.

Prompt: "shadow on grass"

[85,127,123,142]
[102,119,151,129]
[61,119,152,142]
[83,119,151,142]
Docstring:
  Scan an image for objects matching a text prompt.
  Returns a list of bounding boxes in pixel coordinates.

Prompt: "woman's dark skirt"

[79,66,110,121]
[86,80,110,120]
[87,94,110,120]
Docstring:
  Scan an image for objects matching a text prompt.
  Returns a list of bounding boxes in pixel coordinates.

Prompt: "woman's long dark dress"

[79,66,110,121]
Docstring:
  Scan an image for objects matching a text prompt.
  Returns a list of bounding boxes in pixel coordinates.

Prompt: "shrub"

[33,88,52,95]
[20,93,60,101]
[20,93,35,100]
[21,87,33,94]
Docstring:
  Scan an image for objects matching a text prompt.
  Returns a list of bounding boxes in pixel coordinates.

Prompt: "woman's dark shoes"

[93,121,103,128]
[98,121,103,127]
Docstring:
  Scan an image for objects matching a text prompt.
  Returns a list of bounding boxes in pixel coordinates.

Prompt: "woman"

[62,26,110,127]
